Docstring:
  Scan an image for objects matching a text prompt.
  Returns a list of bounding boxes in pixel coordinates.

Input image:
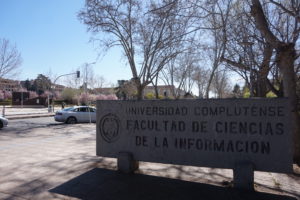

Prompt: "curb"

[6,114,55,120]
[5,112,49,116]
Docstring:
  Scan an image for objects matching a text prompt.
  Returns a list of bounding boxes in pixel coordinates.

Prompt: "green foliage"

[53,100,65,105]
[241,85,277,98]
[61,88,79,102]
[144,92,165,99]
[242,87,250,98]
[24,79,31,90]
[0,100,12,105]
[232,84,243,98]
[243,92,250,98]
[266,91,277,98]
[144,92,155,99]
[33,74,51,95]
[115,79,137,99]
[158,94,164,99]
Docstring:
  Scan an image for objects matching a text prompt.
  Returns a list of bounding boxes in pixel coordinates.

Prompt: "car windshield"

[88,108,95,112]
[62,107,75,112]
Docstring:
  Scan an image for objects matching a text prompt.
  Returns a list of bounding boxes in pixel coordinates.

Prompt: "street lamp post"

[2,105,4,117]
[83,62,95,95]
[82,62,95,123]
[21,90,23,108]
[49,71,80,112]
[2,91,5,117]
[18,82,24,108]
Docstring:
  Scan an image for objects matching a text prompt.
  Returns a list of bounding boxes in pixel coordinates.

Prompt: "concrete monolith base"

[233,162,254,190]
[117,152,139,173]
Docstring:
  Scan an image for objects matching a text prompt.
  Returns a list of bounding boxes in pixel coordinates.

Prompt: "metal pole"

[2,105,5,117]
[19,82,24,108]
[51,72,79,112]
[88,104,91,124]
[85,64,87,94]
[47,94,50,113]
[21,91,23,108]
[52,83,54,113]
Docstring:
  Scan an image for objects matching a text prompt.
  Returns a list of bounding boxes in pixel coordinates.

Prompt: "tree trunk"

[154,85,159,99]
[136,85,144,100]
[251,0,300,164]
[256,43,273,97]
[153,78,159,99]
[205,61,218,99]
[133,78,144,100]
[256,70,268,97]
[276,43,300,164]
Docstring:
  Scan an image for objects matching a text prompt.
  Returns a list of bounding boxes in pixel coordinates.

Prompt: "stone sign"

[96,99,293,173]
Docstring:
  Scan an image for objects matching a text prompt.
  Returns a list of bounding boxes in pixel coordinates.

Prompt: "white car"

[0,116,8,129]
[54,106,96,124]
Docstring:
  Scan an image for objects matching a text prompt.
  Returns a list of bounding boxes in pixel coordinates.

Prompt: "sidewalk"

[1,106,60,119]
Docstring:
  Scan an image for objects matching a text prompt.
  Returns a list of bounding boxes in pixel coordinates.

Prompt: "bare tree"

[189,0,231,98]
[45,68,58,84]
[91,75,106,89]
[159,33,202,99]
[218,1,281,98]
[81,63,95,91]
[207,4,229,98]
[63,67,82,89]
[174,51,197,95]
[160,49,197,99]
[0,38,22,79]
[250,0,300,164]
[161,58,180,98]
[63,63,98,90]
[78,0,192,99]
[115,79,137,99]
[192,67,210,98]
[211,69,231,98]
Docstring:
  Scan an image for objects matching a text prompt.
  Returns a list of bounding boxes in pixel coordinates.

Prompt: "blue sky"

[0,0,131,85]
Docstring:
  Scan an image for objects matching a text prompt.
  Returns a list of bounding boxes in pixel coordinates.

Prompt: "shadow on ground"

[50,168,296,200]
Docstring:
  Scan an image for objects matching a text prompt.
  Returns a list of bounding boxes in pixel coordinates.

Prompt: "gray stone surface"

[117,152,139,173]
[96,99,292,173]
[234,161,254,190]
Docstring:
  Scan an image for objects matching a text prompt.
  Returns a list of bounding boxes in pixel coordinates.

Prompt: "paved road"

[0,117,99,200]
[0,117,299,200]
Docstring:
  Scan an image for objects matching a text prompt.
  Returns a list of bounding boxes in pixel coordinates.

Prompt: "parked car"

[0,115,8,129]
[54,106,96,124]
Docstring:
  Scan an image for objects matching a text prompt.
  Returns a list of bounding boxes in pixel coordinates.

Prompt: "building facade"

[143,85,186,98]
[0,78,20,92]
[52,83,65,93]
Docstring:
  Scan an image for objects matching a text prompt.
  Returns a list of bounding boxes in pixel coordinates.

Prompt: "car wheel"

[66,117,77,124]
[0,121,3,129]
